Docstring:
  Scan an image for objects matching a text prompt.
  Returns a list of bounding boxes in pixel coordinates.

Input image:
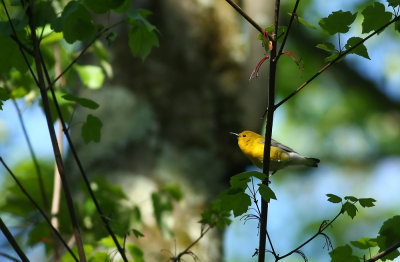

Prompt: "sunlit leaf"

[361,2,392,34]
[75,65,105,89]
[316,42,335,52]
[329,245,359,262]
[351,237,378,249]
[319,10,357,35]
[127,244,144,262]
[344,37,370,60]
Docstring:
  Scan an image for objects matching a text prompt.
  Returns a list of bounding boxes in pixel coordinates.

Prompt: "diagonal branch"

[276,0,301,59]
[0,217,30,262]
[225,0,264,33]
[0,157,79,262]
[366,242,400,262]
[274,15,400,110]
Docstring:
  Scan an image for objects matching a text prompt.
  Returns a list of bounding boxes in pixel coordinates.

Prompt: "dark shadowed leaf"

[81,114,103,143]
[345,37,370,59]
[326,193,342,203]
[258,184,277,203]
[319,11,357,35]
[362,2,392,34]
[329,245,359,262]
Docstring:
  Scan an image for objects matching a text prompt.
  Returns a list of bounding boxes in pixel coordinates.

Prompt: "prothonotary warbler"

[231,130,320,172]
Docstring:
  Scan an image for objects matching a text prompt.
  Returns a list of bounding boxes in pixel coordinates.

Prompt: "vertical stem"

[258,0,280,261]
[26,1,86,261]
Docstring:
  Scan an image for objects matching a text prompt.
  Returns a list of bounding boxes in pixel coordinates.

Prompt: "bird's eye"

[242,134,246,137]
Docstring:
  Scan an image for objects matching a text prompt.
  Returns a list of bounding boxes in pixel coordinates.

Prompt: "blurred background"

[0,0,399,261]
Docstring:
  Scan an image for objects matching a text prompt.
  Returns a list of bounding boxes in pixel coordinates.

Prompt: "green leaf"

[89,252,109,262]
[316,42,335,52]
[84,0,125,13]
[151,191,173,235]
[75,65,105,89]
[128,23,159,61]
[99,235,123,249]
[344,37,370,60]
[163,183,183,201]
[258,184,277,203]
[343,202,358,219]
[319,10,357,35]
[128,9,157,31]
[0,87,9,110]
[351,237,378,250]
[325,52,340,62]
[289,13,316,29]
[344,195,359,202]
[46,91,74,123]
[362,2,392,34]
[260,25,287,43]
[53,1,96,43]
[62,93,99,109]
[230,171,266,189]
[326,193,342,203]
[395,20,400,33]
[376,216,400,261]
[132,229,144,238]
[359,198,376,208]
[219,188,251,217]
[388,0,400,7]
[34,1,57,27]
[0,36,30,74]
[329,245,359,262]
[81,114,103,143]
[200,199,231,229]
[127,244,144,262]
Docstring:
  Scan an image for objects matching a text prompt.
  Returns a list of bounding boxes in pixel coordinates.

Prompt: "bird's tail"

[305,157,320,167]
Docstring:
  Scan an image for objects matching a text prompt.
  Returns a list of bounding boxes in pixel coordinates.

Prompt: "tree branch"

[225,0,264,33]
[366,242,400,262]
[0,157,79,262]
[277,209,342,260]
[0,217,30,262]
[274,15,400,110]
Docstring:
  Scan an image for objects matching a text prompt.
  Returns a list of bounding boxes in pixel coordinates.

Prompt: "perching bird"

[231,130,320,172]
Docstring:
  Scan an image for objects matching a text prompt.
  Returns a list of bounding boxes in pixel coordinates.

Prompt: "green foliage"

[151,184,183,236]
[289,13,316,29]
[258,184,277,203]
[128,243,145,262]
[388,0,400,7]
[62,93,99,110]
[316,42,335,52]
[344,37,370,60]
[319,10,357,35]
[376,216,400,260]
[0,87,10,110]
[84,0,126,14]
[128,9,159,61]
[81,114,103,143]
[342,202,358,219]
[0,35,29,74]
[359,198,376,208]
[52,1,96,43]
[362,2,393,34]
[74,65,106,89]
[351,237,377,249]
[259,25,287,43]
[329,244,359,262]
[326,194,342,203]
[200,199,231,230]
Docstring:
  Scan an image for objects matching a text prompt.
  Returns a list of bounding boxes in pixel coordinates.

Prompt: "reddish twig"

[277,0,301,59]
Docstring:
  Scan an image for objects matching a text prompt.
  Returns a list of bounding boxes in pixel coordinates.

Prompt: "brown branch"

[25,1,87,261]
[258,0,280,261]
[39,25,129,262]
[171,225,213,262]
[0,157,79,262]
[277,209,342,260]
[276,0,301,59]
[225,0,264,33]
[366,242,400,262]
[274,15,400,110]
[0,217,30,262]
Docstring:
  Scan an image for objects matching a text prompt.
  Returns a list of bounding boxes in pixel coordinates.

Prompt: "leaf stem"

[0,217,30,262]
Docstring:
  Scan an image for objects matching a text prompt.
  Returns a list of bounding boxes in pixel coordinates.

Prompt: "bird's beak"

[229,132,239,137]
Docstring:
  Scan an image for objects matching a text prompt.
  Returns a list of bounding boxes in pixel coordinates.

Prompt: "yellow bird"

[231,130,320,172]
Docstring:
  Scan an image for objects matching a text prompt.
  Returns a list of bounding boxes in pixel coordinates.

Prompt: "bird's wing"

[271,139,297,153]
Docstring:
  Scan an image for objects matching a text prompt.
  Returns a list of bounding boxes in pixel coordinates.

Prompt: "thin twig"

[25,1,87,261]
[171,225,213,261]
[225,0,264,33]
[0,252,20,262]
[0,157,79,262]
[276,0,301,59]
[0,217,30,262]
[274,15,400,110]
[366,242,400,262]
[51,20,124,87]
[39,26,129,262]
[277,209,342,260]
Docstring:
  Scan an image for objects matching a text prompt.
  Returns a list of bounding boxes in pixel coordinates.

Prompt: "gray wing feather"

[260,139,297,153]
